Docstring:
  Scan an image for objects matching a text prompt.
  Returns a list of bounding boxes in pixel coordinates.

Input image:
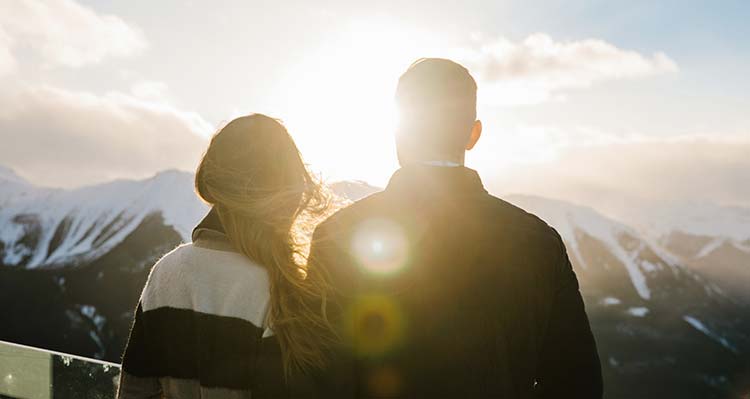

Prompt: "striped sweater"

[118,212,305,398]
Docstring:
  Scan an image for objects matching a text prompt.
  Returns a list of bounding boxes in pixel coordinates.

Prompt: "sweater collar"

[385,165,487,198]
[191,208,236,252]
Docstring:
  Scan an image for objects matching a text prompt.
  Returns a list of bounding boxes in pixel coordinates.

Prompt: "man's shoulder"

[315,191,387,235]
[479,193,564,249]
[317,190,562,246]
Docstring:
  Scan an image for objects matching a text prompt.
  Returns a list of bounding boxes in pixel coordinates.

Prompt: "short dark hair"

[395,58,477,160]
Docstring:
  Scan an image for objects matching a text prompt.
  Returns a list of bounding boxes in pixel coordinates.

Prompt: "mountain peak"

[329,180,382,201]
[0,165,30,186]
[153,168,192,178]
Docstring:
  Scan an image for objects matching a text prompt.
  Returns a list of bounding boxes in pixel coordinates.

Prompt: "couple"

[118,58,602,399]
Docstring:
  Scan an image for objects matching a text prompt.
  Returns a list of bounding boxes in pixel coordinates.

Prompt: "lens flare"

[352,218,409,276]
[366,366,402,397]
[345,294,406,357]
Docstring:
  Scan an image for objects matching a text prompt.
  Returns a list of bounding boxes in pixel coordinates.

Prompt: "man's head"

[395,58,482,166]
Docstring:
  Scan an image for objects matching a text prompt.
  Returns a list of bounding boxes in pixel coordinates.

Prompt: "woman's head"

[195,114,335,377]
[196,114,315,223]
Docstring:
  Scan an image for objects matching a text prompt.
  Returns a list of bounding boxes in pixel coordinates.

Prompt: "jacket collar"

[191,208,236,252]
[385,165,488,198]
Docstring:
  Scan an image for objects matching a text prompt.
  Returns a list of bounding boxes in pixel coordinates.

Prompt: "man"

[309,58,602,398]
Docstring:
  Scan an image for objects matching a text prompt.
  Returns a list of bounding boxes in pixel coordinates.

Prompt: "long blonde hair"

[195,114,336,377]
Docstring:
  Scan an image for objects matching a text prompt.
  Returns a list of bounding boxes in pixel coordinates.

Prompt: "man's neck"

[401,152,466,168]
[419,160,462,167]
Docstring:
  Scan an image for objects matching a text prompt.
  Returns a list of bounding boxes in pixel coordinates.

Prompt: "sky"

[0,0,748,207]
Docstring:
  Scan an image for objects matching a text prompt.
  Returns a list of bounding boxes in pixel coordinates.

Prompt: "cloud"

[0,26,16,76]
[488,134,750,207]
[0,0,146,71]
[459,33,678,105]
[0,1,217,188]
[0,83,212,188]
[130,81,170,101]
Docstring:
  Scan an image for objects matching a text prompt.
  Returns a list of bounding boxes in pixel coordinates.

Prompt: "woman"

[118,114,336,398]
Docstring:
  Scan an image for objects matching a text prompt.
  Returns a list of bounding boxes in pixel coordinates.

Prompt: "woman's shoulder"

[148,242,267,283]
[140,243,271,323]
[145,243,195,282]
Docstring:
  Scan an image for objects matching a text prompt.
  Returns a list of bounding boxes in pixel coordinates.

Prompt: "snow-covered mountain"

[0,166,36,207]
[496,195,749,398]
[508,196,747,335]
[0,170,207,268]
[0,167,748,398]
[598,199,750,303]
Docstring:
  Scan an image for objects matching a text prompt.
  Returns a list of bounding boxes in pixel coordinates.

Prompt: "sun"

[269,20,441,186]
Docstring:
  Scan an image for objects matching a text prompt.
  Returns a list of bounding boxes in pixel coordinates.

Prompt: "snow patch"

[732,240,750,254]
[626,307,649,317]
[79,305,106,331]
[697,238,726,258]
[601,297,622,306]
[683,316,738,353]
[640,260,658,272]
[88,330,105,358]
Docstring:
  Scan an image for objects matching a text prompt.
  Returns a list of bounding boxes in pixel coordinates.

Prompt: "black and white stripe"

[118,228,289,398]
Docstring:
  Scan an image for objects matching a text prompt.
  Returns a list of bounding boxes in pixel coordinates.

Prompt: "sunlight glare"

[271,20,437,185]
[352,218,408,276]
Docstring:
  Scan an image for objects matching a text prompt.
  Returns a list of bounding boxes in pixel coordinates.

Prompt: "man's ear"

[465,120,482,150]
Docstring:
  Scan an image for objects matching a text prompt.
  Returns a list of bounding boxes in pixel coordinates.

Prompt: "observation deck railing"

[0,340,119,399]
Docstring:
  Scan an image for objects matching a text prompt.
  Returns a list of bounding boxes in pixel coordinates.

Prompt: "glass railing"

[0,340,120,399]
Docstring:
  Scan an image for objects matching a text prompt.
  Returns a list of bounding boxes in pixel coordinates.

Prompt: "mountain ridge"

[0,168,205,268]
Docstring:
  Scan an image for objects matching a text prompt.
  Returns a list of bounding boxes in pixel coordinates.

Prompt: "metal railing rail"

[0,339,120,368]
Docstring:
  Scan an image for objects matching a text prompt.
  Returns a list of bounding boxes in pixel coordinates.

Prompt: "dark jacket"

[307,165,602,398]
